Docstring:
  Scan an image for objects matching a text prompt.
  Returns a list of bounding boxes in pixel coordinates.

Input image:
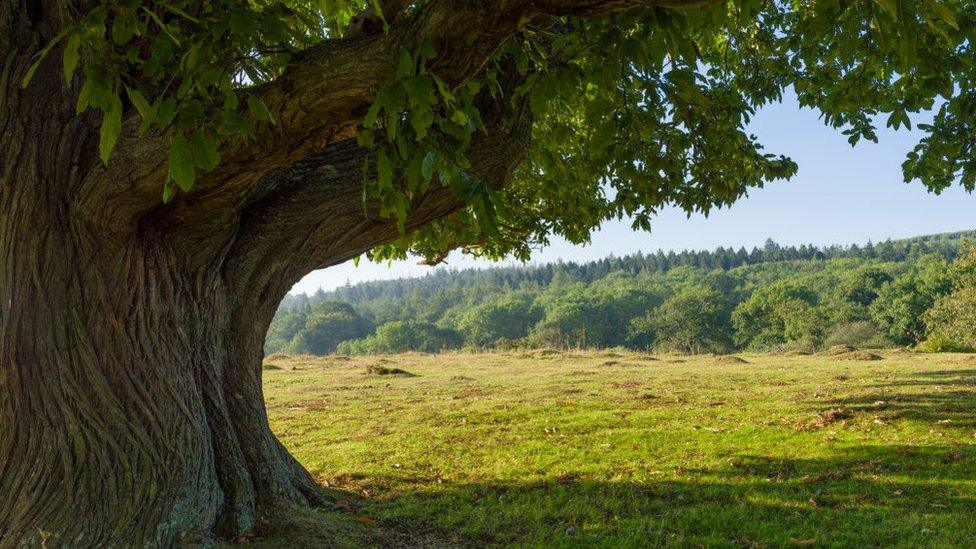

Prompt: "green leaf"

[422,151,437,181]
[451,110,469,126]
[363,90,386,128]
[162,183,174,204]
[416,40,437,61]
[156,97,178,127]
[168,133,196,191]
[397,49,414,79]
[62,33,81,83]
[99,94,123,165]
[377,149,393,190]
[125,85,155,122]
[247,95,275,125]
[21,30,67,88]
[584,82,599,101]
[76,77,95,114]
[190,130,221,171]
[369,0,389,31]
[926,0,958,30]
[410,109,435,140]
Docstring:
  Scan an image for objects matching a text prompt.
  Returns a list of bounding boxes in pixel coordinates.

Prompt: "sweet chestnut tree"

[1,0,971,544]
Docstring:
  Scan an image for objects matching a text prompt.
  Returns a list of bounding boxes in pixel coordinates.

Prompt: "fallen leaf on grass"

[356,516,375,525]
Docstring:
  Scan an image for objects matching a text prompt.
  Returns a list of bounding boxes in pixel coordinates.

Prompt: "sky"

[291,94,976,295]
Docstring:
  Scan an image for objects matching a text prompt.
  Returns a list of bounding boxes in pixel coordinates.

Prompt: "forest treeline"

[266,231,976,355]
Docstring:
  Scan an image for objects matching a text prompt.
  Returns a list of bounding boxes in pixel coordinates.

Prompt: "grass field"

[252,350,976,547]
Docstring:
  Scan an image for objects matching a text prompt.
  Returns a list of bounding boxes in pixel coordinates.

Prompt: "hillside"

[267,231,975,356]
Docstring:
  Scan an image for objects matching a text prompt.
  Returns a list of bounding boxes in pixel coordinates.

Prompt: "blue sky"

[291,94,976,294]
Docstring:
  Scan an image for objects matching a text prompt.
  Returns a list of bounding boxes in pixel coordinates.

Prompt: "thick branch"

[75,0,717,232]
[221,79,532,351]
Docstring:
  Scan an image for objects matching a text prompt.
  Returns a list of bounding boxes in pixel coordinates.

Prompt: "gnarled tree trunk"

[0,25,326,541]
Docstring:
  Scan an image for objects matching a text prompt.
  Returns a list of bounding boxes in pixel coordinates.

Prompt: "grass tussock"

[826,344,858,355]
[365,364,416,377]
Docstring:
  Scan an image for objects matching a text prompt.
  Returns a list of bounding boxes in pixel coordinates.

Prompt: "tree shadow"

[250,365,976,547]
[817,367,976,427]
[251,442,976,547]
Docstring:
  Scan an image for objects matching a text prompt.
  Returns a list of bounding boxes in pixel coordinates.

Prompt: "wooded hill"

[268,230,975,355]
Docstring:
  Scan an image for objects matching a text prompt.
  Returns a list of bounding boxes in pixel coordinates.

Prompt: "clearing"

[252,351,976,547]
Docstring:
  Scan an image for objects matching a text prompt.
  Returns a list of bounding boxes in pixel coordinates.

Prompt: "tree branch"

[222,76,532,313]
[74,0,718,234]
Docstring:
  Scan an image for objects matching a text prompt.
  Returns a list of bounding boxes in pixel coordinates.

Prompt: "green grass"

[254,350,976,547]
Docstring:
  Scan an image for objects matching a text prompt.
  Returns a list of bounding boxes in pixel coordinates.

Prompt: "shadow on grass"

[251,442,976,548]
[820,367,976,427]
[250,365,976,547]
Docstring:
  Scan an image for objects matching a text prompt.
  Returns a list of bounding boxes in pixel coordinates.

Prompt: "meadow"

[251,350,976,547]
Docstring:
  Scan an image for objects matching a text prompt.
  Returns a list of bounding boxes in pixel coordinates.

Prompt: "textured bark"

[1,0,697,545]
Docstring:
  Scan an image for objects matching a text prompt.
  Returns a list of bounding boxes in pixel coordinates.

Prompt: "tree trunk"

[0,186,327,545]
[0,186,326,545]
[0,24,324,546]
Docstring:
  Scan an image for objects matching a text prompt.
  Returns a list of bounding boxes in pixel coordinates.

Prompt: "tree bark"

[0,7,326,545]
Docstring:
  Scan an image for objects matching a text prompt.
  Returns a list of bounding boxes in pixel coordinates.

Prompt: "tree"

[283,301,373,355]
[3,0,973,544]
[923,241,976,350]
[338,319,462,354]
[870,254,952,344]
[457,292,543,347]
[629,286,731,353]
[732,281,826,350]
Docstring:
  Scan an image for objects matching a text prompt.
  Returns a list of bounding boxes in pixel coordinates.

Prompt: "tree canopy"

[21,0,974,264]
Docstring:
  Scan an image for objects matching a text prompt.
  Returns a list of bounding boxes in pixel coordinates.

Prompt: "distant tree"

[531,275,661,348]
[630,286,731,354]
[870,254,952,344]
[842,265,894,307]
[732,281,826,350]
[265,309,310,354]
[457,292,543,347]
[285,303,373,355]
[923,241,976,350]
[339,320,462,354]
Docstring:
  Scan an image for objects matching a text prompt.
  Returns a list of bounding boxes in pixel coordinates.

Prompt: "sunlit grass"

[252,350,976,547]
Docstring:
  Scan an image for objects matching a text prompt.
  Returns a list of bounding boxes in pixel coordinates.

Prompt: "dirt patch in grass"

[826,345,858,355]
[838,351,884,361]
[714,356,750,365]
[366,364,416,377]
[794,408,851,431]
[786,350,812,356]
